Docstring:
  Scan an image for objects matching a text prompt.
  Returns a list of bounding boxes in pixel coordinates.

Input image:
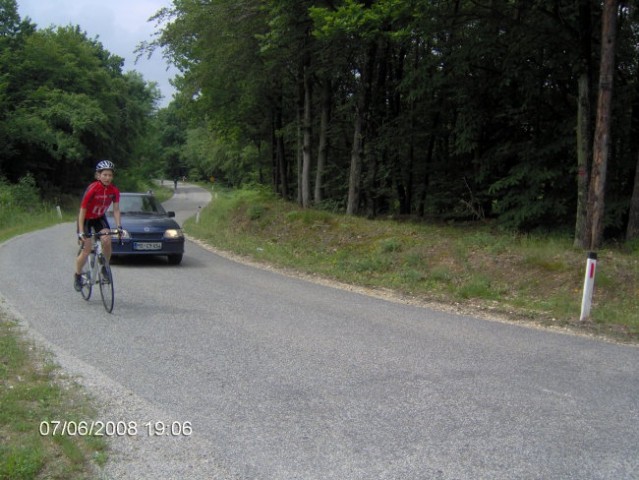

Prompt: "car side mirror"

[168,211,175,218]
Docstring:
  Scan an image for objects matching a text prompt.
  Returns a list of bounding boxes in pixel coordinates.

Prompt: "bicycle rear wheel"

[80,259,92,300]
[98,256,114,313]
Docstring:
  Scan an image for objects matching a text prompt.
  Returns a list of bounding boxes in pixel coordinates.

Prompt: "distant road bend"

[0,183,637,479]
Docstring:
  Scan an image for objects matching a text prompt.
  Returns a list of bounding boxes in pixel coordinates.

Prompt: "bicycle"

[77,230,120,313]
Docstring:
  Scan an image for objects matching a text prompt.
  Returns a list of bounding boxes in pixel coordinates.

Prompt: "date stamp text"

[39,420,192,437]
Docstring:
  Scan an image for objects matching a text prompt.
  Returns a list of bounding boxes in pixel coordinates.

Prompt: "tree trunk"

[314,79,330,205]
[418,112,440,217]
[627,151,639,240]
[296,71,304,205]
[271,107,279,193]
[395,128,413,215]
[586,0,618,250]
[575,74,592,248]
[273,97,288,198]
[301,67,313,208]
[347,108,363,215]
[574,0,592,249]
[347,42,377,215]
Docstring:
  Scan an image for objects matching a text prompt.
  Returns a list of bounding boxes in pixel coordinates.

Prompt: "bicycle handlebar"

[79,229,120,238]
[78,229,124,246]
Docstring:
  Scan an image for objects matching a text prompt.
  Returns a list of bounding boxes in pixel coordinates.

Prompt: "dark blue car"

[107,192,185,265]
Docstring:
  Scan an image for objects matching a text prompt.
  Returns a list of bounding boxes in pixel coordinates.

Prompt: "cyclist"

[74,160,122,291]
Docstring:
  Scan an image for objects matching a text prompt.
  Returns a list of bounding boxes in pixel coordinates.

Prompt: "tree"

[628,152,639,240]
[147,0,639,243]
[1,8,159,192]
[574,0,594,248]
[586,0,619,249]
[258,0,319,206]
[311,0,402,215]
[314,78,331,204]
[145,0,271,186]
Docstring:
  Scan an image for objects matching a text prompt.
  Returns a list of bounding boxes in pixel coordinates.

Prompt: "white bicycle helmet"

[96,160,115,172]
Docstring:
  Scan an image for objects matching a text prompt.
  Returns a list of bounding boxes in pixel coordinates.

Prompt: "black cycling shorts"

[81,216,110,234]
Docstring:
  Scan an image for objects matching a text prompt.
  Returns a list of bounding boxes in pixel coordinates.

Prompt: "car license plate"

[133,242,162,251]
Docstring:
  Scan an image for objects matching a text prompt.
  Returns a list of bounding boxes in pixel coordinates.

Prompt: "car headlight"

[163,229,184,239]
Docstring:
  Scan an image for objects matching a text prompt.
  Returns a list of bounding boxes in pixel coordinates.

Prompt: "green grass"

[0,318,107,480]
[0,206,75,244]
[186,187,639,342]
[150,185,174,203]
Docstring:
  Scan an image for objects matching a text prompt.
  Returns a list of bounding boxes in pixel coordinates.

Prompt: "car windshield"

[113,195,167,215]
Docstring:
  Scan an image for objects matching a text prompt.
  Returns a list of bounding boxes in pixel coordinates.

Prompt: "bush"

[0,174,41,209]
[0,174,68,237]
[13,174,40,208]
[0,177,11,207]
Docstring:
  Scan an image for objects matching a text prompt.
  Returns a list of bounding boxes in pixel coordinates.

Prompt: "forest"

[2,0,639,248]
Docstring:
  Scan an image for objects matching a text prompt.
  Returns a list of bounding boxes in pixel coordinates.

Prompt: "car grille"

[131,232,163,240]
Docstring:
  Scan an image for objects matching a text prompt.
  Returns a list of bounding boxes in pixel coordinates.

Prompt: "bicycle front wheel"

[80,260,92,300]
[98,256,115,313]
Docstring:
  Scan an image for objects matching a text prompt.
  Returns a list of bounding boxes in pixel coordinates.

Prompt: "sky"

[16,0,177,107]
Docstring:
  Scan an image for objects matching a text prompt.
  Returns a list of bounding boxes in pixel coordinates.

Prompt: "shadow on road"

[110,255,208,269]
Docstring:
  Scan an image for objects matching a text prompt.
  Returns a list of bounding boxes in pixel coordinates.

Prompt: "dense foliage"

[3,0,639,245]
[0,0,161,199]
[146,0,639,243]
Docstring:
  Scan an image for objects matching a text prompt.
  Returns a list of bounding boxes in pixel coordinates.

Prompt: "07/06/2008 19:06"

[39,420,192,437]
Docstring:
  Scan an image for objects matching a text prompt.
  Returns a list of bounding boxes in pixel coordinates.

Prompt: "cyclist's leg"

[100,233,112,262]
[96,216,113,262]
[74,221,92,291]
[75,221,92,276]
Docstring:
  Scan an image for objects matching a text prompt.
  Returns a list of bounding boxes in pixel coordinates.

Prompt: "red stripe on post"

[589,262,596,278]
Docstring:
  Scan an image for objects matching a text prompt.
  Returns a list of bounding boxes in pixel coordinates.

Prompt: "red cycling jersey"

[81,181,120,220]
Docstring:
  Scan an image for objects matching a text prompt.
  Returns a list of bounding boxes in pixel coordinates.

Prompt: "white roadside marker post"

[56,205,62,219]
[196,205,201,224]
[580,252,598,321]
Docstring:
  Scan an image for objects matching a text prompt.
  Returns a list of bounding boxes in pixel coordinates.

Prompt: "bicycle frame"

[81,232,106,283]
[86,237,101,283]
[78,230,118,313]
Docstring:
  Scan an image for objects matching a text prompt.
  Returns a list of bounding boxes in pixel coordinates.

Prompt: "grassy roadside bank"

[0,317,107,479]
[185,187,639,343]
[0,206,109,479]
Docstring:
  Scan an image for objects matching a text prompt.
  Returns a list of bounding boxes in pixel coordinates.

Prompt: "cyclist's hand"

[77,233,84,243]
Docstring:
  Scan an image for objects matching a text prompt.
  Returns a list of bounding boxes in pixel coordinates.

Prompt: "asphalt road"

[0,183,638,479]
